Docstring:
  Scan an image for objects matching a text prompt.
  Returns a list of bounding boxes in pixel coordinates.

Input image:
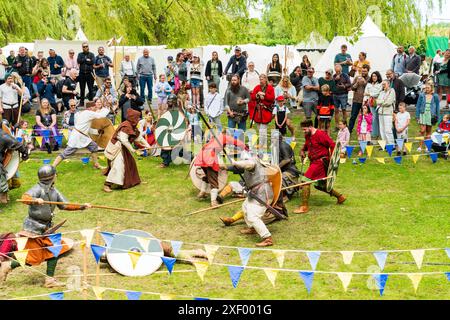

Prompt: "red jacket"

[302,129,335,162]
[194,134,247,171]
[248,84,275,124]
[438,120,450,132]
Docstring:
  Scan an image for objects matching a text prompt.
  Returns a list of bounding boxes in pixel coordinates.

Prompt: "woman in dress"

[205,51,223,92]
[435,49,449,109]
[363,71,382,139]
[266,54,282,86]
[415,83,440,151]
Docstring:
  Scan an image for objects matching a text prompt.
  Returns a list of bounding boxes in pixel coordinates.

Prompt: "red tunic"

[302,130,335,180]
[248,84,275,124]
[194,134,247,172]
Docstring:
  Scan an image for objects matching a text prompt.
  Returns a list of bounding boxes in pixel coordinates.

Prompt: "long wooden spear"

[16,199,151,214]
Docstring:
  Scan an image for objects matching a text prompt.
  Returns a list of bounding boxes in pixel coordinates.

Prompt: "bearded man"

[224,74,250,131]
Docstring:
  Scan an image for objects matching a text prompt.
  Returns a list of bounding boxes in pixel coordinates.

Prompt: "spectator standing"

[385,69,405,112]
[77,42,96,106]
[377,80,396,145]
[154,74,172,118]
[348,65,370,133]
[356,105,373,156]
[275,76,296,136]
[13,47,33,93]
[415,83,440,151]
[137,49,157,106]
[405,46,421,74]
[205,51,223,92]
[337,120,350,157]
[47,49,64,81]
[332,64,351,130]
[334,44,353,75]
[0,75,22,124]
[223,46,247,82]
[351,52,370,77]
[391,46,407,76]
[435,49,449,109]
[224,74,250,131]
[120,54,137,88]
[316,84,334,136]
[364,71,383,139]
[300,55,311,77]
[242,61,260,92]
[289,66,303,95]
[204,82,223,132]
[266,54,282,86]
[301,67,320,123]
[175,52,188,83]
[187,54,203,108]
[318,69,336,97]
[94,47,113,87]
[395,102,410,155]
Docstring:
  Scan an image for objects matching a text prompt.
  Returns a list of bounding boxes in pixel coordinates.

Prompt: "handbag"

[104,140,122,160]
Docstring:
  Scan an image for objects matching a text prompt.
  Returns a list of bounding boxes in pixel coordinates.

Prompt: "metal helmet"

[167,94,177,107]
[1,119,10,128]
[38,165,57,184]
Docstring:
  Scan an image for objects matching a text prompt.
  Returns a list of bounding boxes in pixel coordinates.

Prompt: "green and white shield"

[155,110,187,148]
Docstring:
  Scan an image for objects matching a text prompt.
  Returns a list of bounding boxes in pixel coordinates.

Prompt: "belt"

[1,102,18,108]
[75,128,90,138]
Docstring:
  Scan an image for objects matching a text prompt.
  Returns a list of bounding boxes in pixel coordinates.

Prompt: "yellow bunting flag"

[160,294,175,300]
[375,157,385,164]
[444,135,449,144]
[410,249,425,269]
[35,136,43,147]
[336,272,353,292]
[204,245,219,265]
[263,268,278,287]
[92,286,106,300]
[273,250,286,268]
[340,251,354,265]
[14,250,29,267]
[412,154,420,164]
[137,237,151,250]
[251,134,258,147]
[290,142,297,150]
[407,274,423,293]
[80,229,95,247]
[15,237,28,251]
[128,251,142,269]
[339,158,347,164]
[62,129,69,140]
[404,142,412,153]
[414,136,424,141]
[366,145,374,158]
[193,261,209,282]
[99,156,106,161]
[377,140,386,151]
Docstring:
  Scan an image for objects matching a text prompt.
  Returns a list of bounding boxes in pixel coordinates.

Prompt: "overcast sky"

[249,0,450,24]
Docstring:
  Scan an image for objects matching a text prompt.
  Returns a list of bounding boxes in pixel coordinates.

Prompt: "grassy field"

[0,108,449,300]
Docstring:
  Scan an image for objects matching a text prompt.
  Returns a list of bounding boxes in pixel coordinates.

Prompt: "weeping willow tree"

[0,0,252,47]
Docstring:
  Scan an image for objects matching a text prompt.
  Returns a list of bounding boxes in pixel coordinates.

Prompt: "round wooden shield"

[189,156,228,193]
[155,110,187,148]
[265,164,282,206]
[90,118,115,149]
[2,124,20,180]
[106,229,163,277]
[326,141,341,193]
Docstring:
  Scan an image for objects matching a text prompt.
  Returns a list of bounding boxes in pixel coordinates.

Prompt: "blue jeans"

[333,94,348,110]
[228,117,246,131]
[139,75,153,101]
[348,102,362,133]
[369,106,379,138]
[21,75,32,93]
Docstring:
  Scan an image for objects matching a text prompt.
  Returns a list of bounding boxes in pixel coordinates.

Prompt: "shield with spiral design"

[326,141,341,192]
[155,110,187,148]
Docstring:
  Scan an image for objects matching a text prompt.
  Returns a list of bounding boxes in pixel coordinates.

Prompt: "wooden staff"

[185,176,333,216]
[16,199,151,214]
[14,75,25,126]
[284,45,288,76]
[82,239,88,300]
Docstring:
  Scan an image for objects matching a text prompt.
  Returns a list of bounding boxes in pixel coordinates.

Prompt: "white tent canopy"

[74,28,88,42]
[1,42,35,54]
[296,32,329,51]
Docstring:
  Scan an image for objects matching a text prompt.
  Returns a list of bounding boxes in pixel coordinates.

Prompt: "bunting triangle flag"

[100,232,115,247]
[446,272,450,281]
[407,274,423,293]
[404,142,412,153]
[55,135,63,145]
[429,152,438,163]
[341,251,355,265]
[15,237,28,251]
[126,291,142,300]
[170,241,183,257]
[378,140,386,150]
[445,248,450,259]
[394,156,402,164]
[48,233,62,257]
[359,141,367,154]
[136,237,151,250]
[62,129,69,140]
[373,251,388,271]
[339,158,347,163]
[273,250,285,268]
[90,244,106,264]
[345,146,355,158]
[49,292,64,300]
[372,274,388,296]
[161,256,176,274]
[366,145,374,158]
[99,156,106,161]
[80,229,95,247]
[35,136,43,147]
[13,250,28,267]
[306,251,321,270]
[160,294,175,300]
[375,157,385,164]
[414,136,424,140]
[444,135,449,144]
[410,249,425,269]
[385,144,394,156]
[424,139,433,151]
[299,271,314,294]
[204,245,220,264]
[251,134,258,147]
[290,141,297,150]
[434,134,443,144]
[92,286,106,300]
[336,272,353,292]
[238,248,253,266]
[193,261,209,282]
[284,137,292,145]
[128,251,142,270]
[412,154,420,164]
[396,138,404,150]
[228,266,244,288]
[264,268,278,287]
[358,157,367,164]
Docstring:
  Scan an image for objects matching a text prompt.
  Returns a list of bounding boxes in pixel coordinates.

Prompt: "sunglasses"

[83,46,88,48]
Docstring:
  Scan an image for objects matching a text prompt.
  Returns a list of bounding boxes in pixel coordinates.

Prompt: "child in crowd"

[176,80,190,113]
[437,114,450,132]
[316,84,334,136]
[137,110,158,156]
[155,74,173,119]
[204,82,223,133]
[356,105,373,156]
[273,95,290,136]
[185,105,202,143]
[337,120,350,158]
[15,120,34,151]
[395,102,410,155]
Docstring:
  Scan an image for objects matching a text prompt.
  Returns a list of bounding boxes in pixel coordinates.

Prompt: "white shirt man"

[0,77,20,108]
[242,62,260,92]
[120,55,136,78]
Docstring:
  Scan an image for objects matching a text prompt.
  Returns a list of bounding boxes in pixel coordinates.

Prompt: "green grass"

[1,109,449,300]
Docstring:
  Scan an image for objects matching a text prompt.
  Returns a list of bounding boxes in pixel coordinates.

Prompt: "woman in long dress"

[103,108,150,192]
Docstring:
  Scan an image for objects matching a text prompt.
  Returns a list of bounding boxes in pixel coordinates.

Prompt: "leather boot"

[210,188,219,207]
[217,184,233,204]
[293,185,310,214]
[256,236,273,247]
[240,227,257,235]
[331,190,346,204]
[103,184,113,193]
[220,210,244,226]
[197,182,208,199]
[0,193,8,204]
[44,277,65,288]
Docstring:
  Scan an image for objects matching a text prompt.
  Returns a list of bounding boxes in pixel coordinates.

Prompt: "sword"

[195,110,286,220]
[43,219,67,235]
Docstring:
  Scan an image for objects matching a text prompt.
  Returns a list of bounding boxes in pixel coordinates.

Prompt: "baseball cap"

[276,95,285,101]
[167,56,173,61]
[235,46,241,51]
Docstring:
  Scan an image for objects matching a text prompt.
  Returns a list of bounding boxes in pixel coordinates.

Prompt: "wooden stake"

[95,227,101,288]
[82,240,88,300]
